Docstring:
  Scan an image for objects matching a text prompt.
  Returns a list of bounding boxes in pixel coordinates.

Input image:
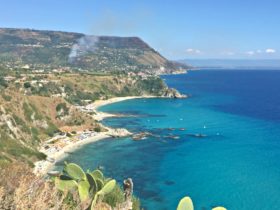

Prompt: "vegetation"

[0,130,46,167]
[0,77,8,88]
[56,102,69,117]
[1,93,12,101]
[177,196,226,210]
[53,162,140,210]
[0,28,188,74]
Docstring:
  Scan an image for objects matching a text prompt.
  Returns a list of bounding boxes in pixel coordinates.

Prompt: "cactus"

[176,196,226,210]
[53,163,120,210]
[99,179,116,195]
[55,175,77,191]
[78,180,91,202]
[91,179,116,210]
[91,169,104,180]
[96,178,104,191]
[64,163,86,181]
[177,196,194,210]
[86,173,98,193]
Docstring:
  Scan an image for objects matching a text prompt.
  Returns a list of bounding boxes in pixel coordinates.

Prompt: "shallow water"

[55,70,280,210]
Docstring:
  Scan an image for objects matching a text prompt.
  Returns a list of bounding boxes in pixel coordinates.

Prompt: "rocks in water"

[161,88,187,98]
[187,133,207,138]
[164,127,186,131]
[108,128,132,138]
[132,131,153,140]
[164,135,180,140]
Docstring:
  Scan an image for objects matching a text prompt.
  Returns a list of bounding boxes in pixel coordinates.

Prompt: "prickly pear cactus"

[177,196,194,210]
[91,179,116,210]
[64,163,86,180]
[78,180,91,201]
[91,169,104,180]
[96,178,104,191]
[55,175,77,191]
[86,173,98,193]
[100,180,116,195]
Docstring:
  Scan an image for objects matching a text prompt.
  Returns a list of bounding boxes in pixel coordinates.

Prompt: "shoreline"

[33,95,157,175]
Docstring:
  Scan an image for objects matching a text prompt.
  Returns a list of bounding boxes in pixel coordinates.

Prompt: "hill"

[0,28,188,74]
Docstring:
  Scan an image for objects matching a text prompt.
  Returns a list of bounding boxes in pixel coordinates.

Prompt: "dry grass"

[0,163,78,210]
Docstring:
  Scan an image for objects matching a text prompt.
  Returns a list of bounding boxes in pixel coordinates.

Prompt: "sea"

[55,70,280,210]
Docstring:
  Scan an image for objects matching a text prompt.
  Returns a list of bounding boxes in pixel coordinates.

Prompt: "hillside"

[0,27,187,166]
[0,70,185,167]
[0,28,188,209]
[0,28,189,74]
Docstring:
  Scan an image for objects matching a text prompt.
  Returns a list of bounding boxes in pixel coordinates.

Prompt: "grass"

[12,114,31,134]
[1,93,12,101]
[103,183,125,207]
[23,102,33,121]
[0,130,46,165]
[45,121,59,137]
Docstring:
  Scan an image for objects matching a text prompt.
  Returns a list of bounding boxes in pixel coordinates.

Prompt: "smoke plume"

[69,35,99,62]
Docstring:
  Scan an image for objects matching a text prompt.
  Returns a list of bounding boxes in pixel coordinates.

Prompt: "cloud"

[265,48,276,54]
[186,48,201,54]
[245,51,255,56]
[245,49,277,56]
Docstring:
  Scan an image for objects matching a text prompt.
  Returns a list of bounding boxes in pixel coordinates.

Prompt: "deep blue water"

[55,70,280,210]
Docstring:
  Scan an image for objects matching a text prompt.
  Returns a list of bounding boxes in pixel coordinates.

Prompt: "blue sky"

[1,0,279,60]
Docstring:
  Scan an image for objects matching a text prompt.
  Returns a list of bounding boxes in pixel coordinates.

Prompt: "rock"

[161,88,187,98]
[108,128,132,138]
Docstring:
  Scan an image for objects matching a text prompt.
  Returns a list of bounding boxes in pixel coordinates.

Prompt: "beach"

[33,95,156,175]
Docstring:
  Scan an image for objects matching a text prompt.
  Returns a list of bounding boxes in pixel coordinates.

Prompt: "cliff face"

[0,28,189,74]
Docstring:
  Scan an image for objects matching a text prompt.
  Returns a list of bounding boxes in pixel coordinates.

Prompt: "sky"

[1,0,280,60]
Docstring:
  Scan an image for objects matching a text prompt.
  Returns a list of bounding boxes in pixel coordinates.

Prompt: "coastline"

[33,95,157,175]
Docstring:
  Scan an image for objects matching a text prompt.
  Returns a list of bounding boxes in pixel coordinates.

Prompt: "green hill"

[0,28,189,74]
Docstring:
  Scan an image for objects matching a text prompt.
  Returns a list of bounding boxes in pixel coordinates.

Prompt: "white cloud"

[265,48,276,54]
[185,48,201,54]
[245,51,255,56]
[256,50,262,53]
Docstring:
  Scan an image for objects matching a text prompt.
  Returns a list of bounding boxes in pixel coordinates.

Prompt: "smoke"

[68,35,99,62]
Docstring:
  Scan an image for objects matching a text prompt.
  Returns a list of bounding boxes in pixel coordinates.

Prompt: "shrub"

[94,127,101,132]
[56,103,69,116]
[1,93,12,101]
[0,77,8,88]
[45,123,59,137]
[23,82,31,89]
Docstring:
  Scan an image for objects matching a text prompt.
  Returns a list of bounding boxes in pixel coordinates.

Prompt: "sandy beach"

[33,133,111,175]
[33,95,156,175]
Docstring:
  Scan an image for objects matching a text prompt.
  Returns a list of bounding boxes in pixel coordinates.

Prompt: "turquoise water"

[55,70,280,210]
